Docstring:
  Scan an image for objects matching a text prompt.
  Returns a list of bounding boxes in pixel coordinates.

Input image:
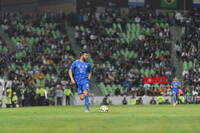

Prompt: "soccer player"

[69,51,92,112]
[171,77,181,107]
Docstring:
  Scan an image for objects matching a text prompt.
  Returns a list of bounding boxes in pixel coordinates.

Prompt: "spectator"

[164,99,170,104]
[131,96,136,105]
[150,97,157,104]
[40,87,46,106]
[157,96,164,104]
[196,95,200,104]
[12,92,18,108]
[16,87,23,107]
[175,41,181,57]
[123,77,131,88]
[122,97,128,105]
[102,96,111,105]
[5,87,12,108]
[47,87,56,105]
[64,87,72,105]
[192,89,198,103]
[23,88,31,107]
[115,88,121,96]
[136,97,143,105]
[179,96,185,104]
[186,89,193,104]
[56,85,64,105]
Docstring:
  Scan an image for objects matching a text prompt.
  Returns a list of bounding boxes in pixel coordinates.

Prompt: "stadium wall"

[0,96,172,108]
[0,0,76,13]
[70,96,172,105]
[76,0,128,12]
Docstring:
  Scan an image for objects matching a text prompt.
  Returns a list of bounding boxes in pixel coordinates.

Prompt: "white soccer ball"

[100,105,109,112]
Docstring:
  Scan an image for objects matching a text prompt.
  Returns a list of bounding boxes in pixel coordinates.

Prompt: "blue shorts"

[76,80,89,95]
[172,90,179,96]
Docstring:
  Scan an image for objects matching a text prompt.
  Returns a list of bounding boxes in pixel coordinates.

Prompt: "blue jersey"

[70,60,91,83]
[171,81,181,93]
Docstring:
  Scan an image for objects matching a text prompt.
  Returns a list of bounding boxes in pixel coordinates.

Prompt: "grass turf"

[0,105,200,133]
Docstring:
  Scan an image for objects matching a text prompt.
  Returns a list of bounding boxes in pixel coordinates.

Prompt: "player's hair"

[80,51,88,56]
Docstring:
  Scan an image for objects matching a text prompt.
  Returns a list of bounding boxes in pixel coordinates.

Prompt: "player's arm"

[68,69,76,85]
[69,61,76,85]
[88,63,92,80]
[176,81,181,88]
[88,72,92,80]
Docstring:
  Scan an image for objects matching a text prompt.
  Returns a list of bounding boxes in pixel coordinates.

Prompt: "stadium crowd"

[0,8,200,108]
[70,7,174,96]
[174,10,200,103]
[0,12,75,107]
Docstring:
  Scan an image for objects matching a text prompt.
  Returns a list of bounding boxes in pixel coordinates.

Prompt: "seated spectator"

[166,88,172,96]
[179,96,185,104]
[102,96,111,105]
[123,77,131,88]
[122,97,128,105]
[121,88,128,96]
[186,89,193,104]
[115,88,121,96]
[131,96,136,105]
[150,97,157,104]
[136,97,143,105]
[196,96,200,104]
[192,89,198,103]
[157,96,165,104]
[187,97,193,104]
[164,99,170,104]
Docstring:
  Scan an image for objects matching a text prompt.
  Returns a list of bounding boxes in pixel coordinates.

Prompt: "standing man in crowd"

[5,87,12,108]
[69,51,92,112]
[40,87,46,106]
[23,87,31,107]
[12,92,18,108]
[65,87,72,105]
[56,85,64,105]
[36,87,41,106]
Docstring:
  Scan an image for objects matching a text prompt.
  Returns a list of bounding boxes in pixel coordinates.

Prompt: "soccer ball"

[100,105,109,112]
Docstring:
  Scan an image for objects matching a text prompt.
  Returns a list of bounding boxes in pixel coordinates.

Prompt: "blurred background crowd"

[0,4,200,107]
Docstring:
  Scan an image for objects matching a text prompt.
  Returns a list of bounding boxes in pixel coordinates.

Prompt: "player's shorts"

[76,80,89,95]
[172,90,179,96]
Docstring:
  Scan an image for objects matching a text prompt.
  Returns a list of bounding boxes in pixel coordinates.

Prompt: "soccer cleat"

[173,103,176,107]
[85,110,89,112]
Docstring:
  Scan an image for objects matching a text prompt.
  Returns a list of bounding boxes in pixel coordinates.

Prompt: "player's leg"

[176,94,179,105]
[83,90,89,111]
[83,82,89,112]
[77,83,84,101]
[173,93,176,106]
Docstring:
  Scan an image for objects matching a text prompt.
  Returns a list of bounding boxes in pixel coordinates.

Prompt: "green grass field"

[0,105,200,133]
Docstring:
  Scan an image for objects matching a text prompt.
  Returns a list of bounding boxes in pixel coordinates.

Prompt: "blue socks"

[85,95,89,111]
[173,96,176,104]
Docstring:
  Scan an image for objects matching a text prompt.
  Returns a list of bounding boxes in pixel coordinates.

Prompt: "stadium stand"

[175,10,200,102]
[70,7,174,96]
[0,8,200,107]
[0,12,76,106]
